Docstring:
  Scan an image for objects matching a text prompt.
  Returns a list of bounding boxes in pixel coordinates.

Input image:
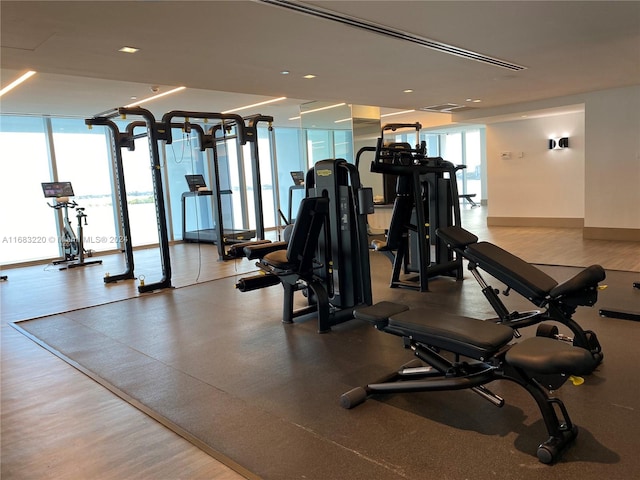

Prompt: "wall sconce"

[549,137,569,149]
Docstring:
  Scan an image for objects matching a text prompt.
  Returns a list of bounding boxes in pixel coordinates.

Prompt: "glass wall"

[421,126,485,202]
[0,113,361,265]
[333,129,354,163]
[112,120,161,247]
[0,117,59,263]
[274,127,306,225]
[50,118,117,253]
[164,126,207,241]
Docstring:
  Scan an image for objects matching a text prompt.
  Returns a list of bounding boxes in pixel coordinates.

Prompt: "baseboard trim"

[583,227,640,241]
[486,217,584,228]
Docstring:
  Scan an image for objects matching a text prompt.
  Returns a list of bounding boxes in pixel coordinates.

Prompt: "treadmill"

[181,174,256,247]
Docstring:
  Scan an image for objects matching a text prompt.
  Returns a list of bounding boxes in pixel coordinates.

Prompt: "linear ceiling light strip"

[256,0,526,71]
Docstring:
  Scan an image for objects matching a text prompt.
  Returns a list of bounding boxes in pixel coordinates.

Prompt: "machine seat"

[259,196,328,277]
[506,337,597,376]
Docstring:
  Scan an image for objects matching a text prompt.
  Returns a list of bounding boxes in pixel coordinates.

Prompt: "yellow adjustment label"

[317,169,332,177]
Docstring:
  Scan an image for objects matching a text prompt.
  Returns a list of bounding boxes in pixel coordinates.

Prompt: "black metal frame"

[85,117,135,283]
[365,123,464,292]
[341,304,590,464]
[87,107,174,292]
[435,226,604,367]
[238,159,374,333]
[169,112,272,261]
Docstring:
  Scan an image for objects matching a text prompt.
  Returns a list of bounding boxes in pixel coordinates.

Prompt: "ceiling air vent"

[257,0,526,71]
[420,104,476,113]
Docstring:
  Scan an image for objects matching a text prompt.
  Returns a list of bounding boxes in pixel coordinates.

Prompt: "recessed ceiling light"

[300,102,346,115]
[124,86,186,107]
[403,89,413,93]
[381,109,416,118]
[119,46,139,54]
[222,96,287,114]
[0,70,37,97]
[472,99,482,103]
[280,70,290,75]
[303,74,316,79]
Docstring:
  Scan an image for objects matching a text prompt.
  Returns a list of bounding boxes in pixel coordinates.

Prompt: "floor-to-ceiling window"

[0,113,331,265]
[242,127,277,230]
[422,126,485,203]
[50,118,117,253]
[164,125,207,241]
[274,127,306,225]
[112,120,161,247]
[462,129,482,199]
[0,116,59,264]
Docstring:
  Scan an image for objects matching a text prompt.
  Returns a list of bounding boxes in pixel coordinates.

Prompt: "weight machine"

[360,123,465,291]
[41,181,102,269]
[236,158,374,333]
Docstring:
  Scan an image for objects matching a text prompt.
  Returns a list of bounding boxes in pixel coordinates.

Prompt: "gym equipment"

[459,193,479,207]
[164,111,271,260]
[436,225,604,367]
[84,117,137,284]
[361,123,465,291]
[341,301,598,464]
[42,181,102,269]
[181,175,256,245]
[87,108,179,292]
[236,159,374,333]
[255,196,334,331]
[599,281,640,321]
[287,170,305,223]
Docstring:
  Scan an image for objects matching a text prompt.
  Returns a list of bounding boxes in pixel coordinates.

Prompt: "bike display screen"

[42,181,74,198]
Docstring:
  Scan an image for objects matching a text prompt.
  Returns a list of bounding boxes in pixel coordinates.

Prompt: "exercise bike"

[43,181,102,269]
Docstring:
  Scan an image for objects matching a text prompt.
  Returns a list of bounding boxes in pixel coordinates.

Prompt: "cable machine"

[236,158,374,333]
[163,111,270,260]
[362,123,465,292]
[85,117,136,283]
[87,106,176,292]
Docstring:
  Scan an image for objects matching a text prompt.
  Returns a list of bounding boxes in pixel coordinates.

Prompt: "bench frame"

[435,226,603,367]
[342,303,593,464]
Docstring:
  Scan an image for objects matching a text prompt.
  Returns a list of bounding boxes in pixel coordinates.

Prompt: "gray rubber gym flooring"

[13,253,640,479]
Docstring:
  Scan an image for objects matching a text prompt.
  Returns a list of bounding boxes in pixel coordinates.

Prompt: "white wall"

[486,111,585,220]
[584,86,640,229]
[453,85,640,234]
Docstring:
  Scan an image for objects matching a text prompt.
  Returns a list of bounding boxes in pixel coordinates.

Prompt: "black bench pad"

[354,301,410,329]
[466,242,558,304]
[506,337,597,376]
[549,264,605,301]
[387,309,515,360]
[243,241,288,260]
[436,226,479,248]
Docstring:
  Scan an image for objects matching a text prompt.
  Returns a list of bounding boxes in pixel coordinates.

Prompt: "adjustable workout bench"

[341,301,598,464]
[436,226,604,368]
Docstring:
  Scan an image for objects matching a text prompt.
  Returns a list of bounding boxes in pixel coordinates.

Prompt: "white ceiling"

[1,1,639,127]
